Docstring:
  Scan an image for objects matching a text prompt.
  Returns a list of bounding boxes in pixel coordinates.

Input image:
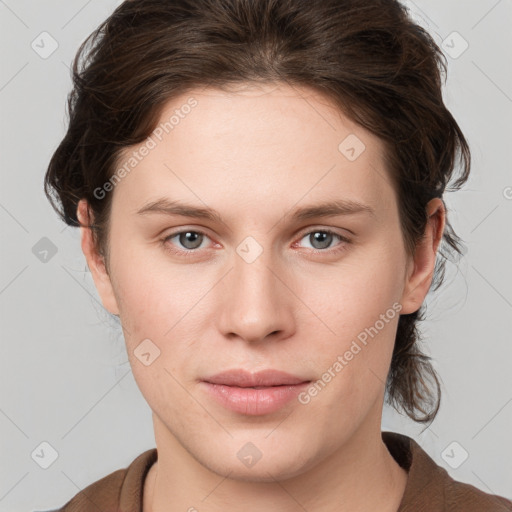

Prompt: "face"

[80,82,441,482]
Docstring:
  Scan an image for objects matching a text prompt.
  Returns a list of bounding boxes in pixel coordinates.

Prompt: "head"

[45,0,469,480]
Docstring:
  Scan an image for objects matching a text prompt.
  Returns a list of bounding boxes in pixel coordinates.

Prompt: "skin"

[78,82,445,512]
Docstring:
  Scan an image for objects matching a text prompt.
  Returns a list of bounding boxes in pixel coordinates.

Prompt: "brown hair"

[44,0,470,423]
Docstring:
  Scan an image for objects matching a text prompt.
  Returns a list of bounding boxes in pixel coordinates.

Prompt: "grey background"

[0,0,511,510]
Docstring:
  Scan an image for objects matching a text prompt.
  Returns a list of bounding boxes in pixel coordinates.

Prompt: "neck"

[143,415,408,512]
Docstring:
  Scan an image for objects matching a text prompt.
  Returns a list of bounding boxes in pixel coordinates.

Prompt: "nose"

[217,246,295,344]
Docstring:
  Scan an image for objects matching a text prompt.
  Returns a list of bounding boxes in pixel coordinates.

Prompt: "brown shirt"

[49,431,512,511]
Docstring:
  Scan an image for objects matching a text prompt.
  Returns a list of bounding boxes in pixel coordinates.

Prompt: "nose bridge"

[218,239,292,342]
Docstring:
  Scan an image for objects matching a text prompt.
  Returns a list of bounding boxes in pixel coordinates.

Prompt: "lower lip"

[200,381,310,415]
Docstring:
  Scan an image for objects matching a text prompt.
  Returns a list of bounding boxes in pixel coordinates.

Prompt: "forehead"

[112,82,396,220]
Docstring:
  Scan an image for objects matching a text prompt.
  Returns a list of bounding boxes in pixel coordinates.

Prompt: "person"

[42,0,512,510]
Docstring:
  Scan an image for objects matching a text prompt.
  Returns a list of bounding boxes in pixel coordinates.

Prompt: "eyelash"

[160,228,351,258]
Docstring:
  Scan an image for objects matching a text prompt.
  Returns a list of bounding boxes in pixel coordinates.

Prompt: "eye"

[163,230,211,254]
[161,227,351,258]
[296,229,350,253]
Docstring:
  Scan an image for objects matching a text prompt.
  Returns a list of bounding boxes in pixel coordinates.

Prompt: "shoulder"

[446,477,512,511]
[382,431,512,512]
[51,469,126,512]
[45,448,157,512]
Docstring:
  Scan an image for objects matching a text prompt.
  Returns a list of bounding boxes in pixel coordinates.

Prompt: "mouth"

[200,369,312,415]
[202,368,311,387]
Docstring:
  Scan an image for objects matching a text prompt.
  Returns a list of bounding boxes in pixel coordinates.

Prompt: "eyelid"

[295,224,352,240]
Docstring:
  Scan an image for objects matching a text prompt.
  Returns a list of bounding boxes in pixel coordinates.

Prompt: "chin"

[198,443,319,483]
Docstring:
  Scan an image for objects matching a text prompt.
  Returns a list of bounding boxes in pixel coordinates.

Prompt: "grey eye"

[300,231,338,250]
[169,231,205,250]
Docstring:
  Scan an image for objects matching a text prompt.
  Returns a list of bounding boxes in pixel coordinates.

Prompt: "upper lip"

[203,369,310,387]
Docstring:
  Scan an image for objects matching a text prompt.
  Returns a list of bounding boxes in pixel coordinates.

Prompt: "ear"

[77,199,120,316]
[399,198,446,315]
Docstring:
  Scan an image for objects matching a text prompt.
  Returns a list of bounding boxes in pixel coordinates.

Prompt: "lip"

[200,369,311,415]
[203,369,309,387]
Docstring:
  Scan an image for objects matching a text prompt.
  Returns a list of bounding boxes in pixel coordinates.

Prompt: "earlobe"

[399,198,446,315]
[77,199,120,316]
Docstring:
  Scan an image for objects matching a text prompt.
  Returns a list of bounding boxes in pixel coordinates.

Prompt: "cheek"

[306,242,404,339]
[111,256,215,404]
[110,243,205,337]
[297,248,404,410]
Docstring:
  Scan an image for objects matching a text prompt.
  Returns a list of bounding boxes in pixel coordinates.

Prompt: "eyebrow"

[136,197,376,223]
